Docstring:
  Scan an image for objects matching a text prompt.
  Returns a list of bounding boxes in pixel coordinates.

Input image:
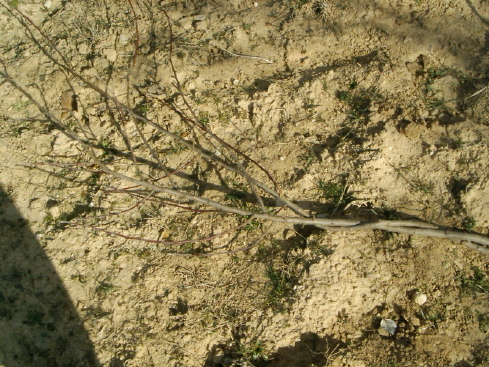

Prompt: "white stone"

[380,318,397,335]
[412,292,428,306]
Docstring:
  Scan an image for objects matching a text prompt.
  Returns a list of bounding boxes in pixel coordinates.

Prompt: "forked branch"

[1,3,488,255]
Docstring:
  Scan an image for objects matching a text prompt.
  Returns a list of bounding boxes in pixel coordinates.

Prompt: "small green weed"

[198,111,211,126]
[409,177,435,194]
[424,94,446,111]
[225,192,249,211]
[337,90,371,119]
[133,99,153,117]
[99,136,116,155]
[334,125,364,145]
[221,338,270,367]
[265,265,290,309]
[302,97,317,111]
[317,179,354,211]
[423,304,446,325]
[336,81,377,121]
[422,66,453,112]
[245,218,261,231]
[238,340,269,364]
[224,183,261,211]
[95,281,115,297]
[322,80,328,91]
[44,212,55,226]
[460,266,489,296]
[462,217,476,231]
[426,66,449,85]
[217,109,232,124]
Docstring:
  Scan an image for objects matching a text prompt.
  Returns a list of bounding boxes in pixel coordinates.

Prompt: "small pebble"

[380,318,397,335]
[119,34,130,45]
[412,292,427,305]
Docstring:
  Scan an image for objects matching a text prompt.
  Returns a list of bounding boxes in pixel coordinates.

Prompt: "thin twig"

[465,86,487,101]
[213,44,274,64]
[64,215,258,247]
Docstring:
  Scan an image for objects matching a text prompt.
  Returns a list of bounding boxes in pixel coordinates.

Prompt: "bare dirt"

[1,0,489,366]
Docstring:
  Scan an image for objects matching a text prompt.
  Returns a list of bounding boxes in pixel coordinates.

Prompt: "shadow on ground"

[267,332,346,367]
[0,186,99,366]
[205,332,346,367]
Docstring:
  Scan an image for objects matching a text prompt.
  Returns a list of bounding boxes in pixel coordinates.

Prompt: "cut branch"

[1,3,488,256]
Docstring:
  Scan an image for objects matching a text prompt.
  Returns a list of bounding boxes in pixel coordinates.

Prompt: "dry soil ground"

[1,0,489,366]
